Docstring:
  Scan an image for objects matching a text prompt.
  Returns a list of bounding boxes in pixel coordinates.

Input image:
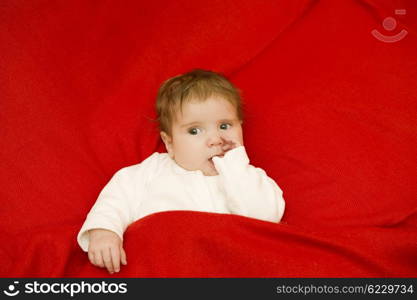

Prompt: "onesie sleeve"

[77,166,140,252]
[77,153,166,251]
[212,146,285,223]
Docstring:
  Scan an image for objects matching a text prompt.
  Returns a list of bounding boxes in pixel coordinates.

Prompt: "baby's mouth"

[208,153,224,162]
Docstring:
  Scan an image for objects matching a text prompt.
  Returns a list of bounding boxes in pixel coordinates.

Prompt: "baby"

[77,69,285,274]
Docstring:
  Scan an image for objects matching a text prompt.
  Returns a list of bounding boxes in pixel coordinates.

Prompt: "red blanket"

[1,0,416,277]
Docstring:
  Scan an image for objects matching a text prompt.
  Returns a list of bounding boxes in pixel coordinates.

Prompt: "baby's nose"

[207,132,224,147]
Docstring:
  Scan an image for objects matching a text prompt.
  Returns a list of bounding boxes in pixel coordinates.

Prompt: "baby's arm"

[213,142,285,223]
[77,166,141,273]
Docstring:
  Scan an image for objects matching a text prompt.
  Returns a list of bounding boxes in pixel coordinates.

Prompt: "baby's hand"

[222,138,242,153]
[87,229,127,274]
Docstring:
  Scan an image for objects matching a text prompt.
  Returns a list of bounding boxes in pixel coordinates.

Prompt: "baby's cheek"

[233,132,244,146]
[233,126,244,144]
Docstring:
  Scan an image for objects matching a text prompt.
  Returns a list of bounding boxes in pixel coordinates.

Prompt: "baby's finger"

[88,251,95,265]
[93,251,105,268]
[102,248,114,274]
[110,246,121,273]
[120,246,127,265]
[222,138,240,151]
[229,139,241,148]
[221,142,232,152]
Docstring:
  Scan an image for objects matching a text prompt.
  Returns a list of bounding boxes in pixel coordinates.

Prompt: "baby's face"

[161,96,243,176]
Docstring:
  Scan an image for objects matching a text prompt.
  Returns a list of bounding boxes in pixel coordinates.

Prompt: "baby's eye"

[188,128,201,135]
[219,123,231,130]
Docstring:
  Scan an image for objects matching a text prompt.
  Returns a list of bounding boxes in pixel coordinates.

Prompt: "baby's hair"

[156,69,243,135]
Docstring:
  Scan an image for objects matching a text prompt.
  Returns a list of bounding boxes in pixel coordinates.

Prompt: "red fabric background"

[1,0,416,277]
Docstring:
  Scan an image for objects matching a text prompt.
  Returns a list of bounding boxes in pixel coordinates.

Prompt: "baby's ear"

[160,131,174,158]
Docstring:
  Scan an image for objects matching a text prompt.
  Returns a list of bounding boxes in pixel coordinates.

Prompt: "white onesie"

[77,146,285,251]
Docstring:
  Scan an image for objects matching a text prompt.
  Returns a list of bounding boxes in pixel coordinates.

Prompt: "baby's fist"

[87,229,127,274]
